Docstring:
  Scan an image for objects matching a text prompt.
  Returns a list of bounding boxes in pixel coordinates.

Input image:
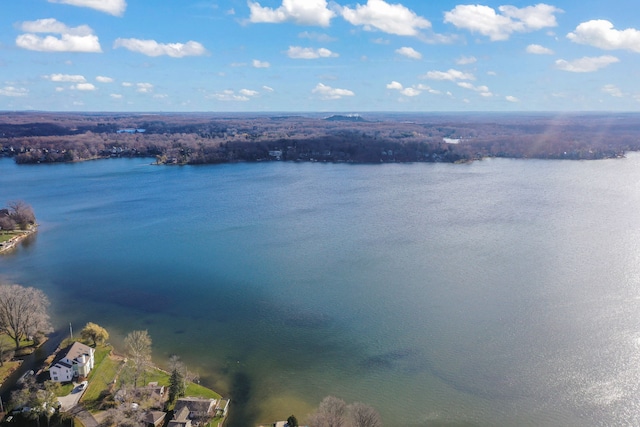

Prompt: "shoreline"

[0,226,37,254]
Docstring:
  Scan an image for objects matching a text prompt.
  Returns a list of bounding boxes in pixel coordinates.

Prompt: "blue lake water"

[2,155,640,426]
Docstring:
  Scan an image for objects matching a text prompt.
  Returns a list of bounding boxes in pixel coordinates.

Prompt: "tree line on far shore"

[2,112,640,166]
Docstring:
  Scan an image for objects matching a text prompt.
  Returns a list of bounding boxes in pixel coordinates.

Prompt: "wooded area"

[1,112,639,165]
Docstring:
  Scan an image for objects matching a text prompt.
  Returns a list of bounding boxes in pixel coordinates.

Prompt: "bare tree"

[0,214,16,231]
[308,396,347,427]
[7,200,35,230]
[0,284,51,349]
[99,405,145,427]
[348,402,382,427]
[124,330,152,388]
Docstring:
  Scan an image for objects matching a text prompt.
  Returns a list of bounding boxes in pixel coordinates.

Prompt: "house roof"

[174,406,190,421]
[144,411,166,425]
[50,341,94,368]
[174,397,216,415]
[65,341,94,360]
[53,361,72,369]
[50,341,93,368]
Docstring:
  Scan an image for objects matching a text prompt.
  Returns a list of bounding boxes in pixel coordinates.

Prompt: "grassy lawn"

[80,346,123,411]
[0,334,40,386]
[0,359,21,384]
[185,381,222,400]
[0,230,28,244]
[142,368,221,400]
[76,345,222,417]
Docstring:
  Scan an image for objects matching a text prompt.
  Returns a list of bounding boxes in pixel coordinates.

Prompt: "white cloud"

[505,95,519,102]
[312,83,354,100]
[72,83,96,91]
[457,82,492,96]
[555,55,619,72]
[416,84,441,94]
[400,87,421,97]
[208,90,253,102]
[19,18,92,36]
[252,59,270,68]
[421,69,475,81]
[96,76,114,83]
[55,87,65,92]
[16,34,102,53]
[248,0,335,27]
[47,0,127,16]
[136,82,153,93]
[456,55,477,65]
[602,84,623,97]
[110,93,123,99]
[262,85,274,92]
[567,20,640,53]
[16,19,101,53]
[386,81,438,97]
[44,73,86,82]
[395,47,422,59]
[239,89,259,97]
[121,82,133,87]
[286,46,338,59]
[340,0,431,36]
[444,3,561,41]
[113,38,207,57]
[526,44,554,54]
[0,86,28,97]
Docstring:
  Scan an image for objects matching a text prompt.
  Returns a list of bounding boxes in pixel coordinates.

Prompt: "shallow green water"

[2,156,640,426]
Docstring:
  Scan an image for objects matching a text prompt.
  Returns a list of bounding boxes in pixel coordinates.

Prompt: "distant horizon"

[2,110,640,115]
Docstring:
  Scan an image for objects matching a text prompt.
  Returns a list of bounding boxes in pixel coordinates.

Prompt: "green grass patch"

[0,234,14,244]
[75,345,222,414]
[142,368,221,399]
[57,382,75,396]
[0,359,21,384]
[81,346,123,411]
[185,381,221,400]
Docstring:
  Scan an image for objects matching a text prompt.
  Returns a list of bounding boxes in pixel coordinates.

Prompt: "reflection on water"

[2,156,640,426]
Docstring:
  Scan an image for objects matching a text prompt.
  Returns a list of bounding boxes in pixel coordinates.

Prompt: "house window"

[53,376,58,381]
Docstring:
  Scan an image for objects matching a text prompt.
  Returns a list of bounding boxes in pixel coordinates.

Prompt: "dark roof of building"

[174,406,190,421]
[174,397,216,416]
[51,341,93,368]
[144,411,166,425]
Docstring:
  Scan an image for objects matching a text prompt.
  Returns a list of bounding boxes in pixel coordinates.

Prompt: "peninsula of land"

[1,112,639,165]
[0,201,37,254]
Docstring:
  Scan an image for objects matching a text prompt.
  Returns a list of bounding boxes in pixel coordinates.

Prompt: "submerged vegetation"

[1,112,639,166]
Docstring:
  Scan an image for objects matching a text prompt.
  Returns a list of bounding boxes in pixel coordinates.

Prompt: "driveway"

[57,382,85,411]
[68,405,98,427]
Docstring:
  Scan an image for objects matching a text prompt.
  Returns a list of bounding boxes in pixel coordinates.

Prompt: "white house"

[49,342,95,382]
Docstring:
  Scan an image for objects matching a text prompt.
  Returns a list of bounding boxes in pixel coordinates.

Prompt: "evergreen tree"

[168,367,185,403]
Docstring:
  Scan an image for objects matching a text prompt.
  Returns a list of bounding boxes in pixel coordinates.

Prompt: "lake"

[2,155,640,426]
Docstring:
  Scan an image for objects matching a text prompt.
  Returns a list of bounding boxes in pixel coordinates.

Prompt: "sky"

[1,0,640,112]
